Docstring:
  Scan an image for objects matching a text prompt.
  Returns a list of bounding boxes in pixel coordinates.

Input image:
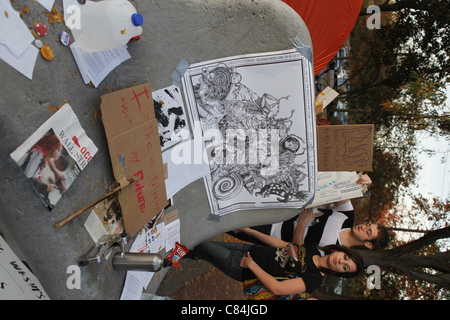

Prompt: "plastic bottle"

[71,0,144,53]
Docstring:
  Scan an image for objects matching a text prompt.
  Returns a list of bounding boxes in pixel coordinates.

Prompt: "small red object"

[128,35,141,43]
[35,23,48,37]
[166,242,190,267]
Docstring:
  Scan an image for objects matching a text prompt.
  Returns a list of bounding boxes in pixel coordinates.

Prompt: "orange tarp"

[283,0,362,75]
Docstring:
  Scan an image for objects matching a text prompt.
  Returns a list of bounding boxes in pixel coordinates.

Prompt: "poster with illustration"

[10,104,98,210]
[153,85,190,150]
[182,49,317,215]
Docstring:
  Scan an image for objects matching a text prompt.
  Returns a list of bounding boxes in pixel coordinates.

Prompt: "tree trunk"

[357,226,450,288]
[386,227,428,234]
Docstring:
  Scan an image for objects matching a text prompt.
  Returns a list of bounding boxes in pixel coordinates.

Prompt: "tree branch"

[360,0,432,16]
[359,244,450,287]
[388,260,450,288]
[386,227,428,234]
[389,226,450,256]
[398,251,450,273]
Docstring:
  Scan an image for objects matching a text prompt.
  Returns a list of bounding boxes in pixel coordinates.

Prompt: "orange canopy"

[283,0,362,75]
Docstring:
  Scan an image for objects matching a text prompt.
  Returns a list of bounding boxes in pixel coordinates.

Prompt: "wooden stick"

[54,180,134,230]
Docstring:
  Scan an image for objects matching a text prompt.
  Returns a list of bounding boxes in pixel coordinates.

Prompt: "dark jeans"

[188,241,253,282]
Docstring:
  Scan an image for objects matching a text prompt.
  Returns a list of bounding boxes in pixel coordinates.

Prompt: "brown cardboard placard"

[100,83,155,139]
[317,124,374,172]
[100,83,168,236]
[164,209,179,226]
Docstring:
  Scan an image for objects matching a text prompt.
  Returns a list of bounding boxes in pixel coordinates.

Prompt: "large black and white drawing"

[182,49,317,215]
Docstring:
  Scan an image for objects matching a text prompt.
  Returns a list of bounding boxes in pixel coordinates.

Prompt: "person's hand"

[46,184,57,192]
[298,208,322,226]
[356,173,372,186]
[240,252,254,268]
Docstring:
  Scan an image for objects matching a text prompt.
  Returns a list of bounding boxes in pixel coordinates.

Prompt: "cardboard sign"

[315,86,339,114]
[317,124,374,172]
[100,83,168,236]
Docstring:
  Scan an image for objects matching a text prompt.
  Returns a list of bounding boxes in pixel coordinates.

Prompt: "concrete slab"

[0,0,311,299]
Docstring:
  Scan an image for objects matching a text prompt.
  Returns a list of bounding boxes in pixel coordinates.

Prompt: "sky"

[416,134,450,200]
[414,85,450,200]
[395,86,450,243]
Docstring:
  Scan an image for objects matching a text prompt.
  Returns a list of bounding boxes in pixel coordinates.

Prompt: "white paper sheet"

[0,2,35,58]
[162,139,210,198]
[0,1,38,79]
[0,43,38,80]
[37,0,55,12]
[130,222,165,253]
[120,271,152,300]
[70,42,131,87]
[164,219,180,251]
[307,171,364,208]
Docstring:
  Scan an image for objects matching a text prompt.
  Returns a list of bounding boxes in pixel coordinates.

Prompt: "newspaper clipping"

[10,104,98,210]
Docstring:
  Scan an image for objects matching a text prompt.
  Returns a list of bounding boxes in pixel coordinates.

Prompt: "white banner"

[0,235,49,300]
